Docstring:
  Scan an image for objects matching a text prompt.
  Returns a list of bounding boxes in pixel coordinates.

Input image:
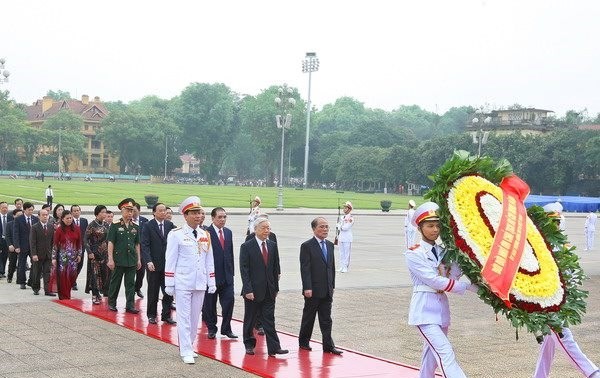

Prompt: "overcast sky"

[2,0,599,117]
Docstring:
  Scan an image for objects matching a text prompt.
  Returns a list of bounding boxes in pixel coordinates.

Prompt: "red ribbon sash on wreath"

[481,175,530,308]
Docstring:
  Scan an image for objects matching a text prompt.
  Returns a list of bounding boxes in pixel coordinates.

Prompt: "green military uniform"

[107,218,140,310]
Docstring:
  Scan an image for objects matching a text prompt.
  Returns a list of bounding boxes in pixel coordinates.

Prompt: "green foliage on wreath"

[425,150,588,336]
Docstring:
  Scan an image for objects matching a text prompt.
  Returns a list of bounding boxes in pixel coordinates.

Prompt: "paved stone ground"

[0,209,597,377]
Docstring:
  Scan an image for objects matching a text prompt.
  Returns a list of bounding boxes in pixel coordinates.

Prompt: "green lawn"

[0,178,420,210]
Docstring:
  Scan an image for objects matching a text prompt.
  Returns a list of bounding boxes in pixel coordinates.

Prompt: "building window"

[91,140,101,149]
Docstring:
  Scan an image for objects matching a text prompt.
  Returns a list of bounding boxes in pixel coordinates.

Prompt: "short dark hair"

[0,201,7,206]
[23,202,34,210]
[41,204,51,210]
[14,198,22,205]
[106,210,113,215]
[94,205,107,216]
[12,209,22,216]
[70,204,80,211]
[152,202,165,213]
[211,207,226,218]
[165,206,172,211]
[135,202,141,211]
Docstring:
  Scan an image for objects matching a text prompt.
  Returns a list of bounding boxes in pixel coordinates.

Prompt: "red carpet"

[56,298,427,377]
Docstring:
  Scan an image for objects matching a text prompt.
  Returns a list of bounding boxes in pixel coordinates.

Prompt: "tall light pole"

[0,58,10,84]
[471,111,491,157]
[275,84,296,211]
[164,135,168,181]
[302,52,319,188]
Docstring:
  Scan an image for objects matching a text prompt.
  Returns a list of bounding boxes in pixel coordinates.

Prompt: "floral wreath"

[426,150,588,336]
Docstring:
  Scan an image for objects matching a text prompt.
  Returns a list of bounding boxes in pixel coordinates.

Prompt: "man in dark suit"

[71,204,88,290]
[13,202,39,289]
[141,203,176,325]
[245,214,277,336]
[298,217,343,355]
[29,208,55,296]
[133,202,149,298]
[0,201,14,278]
[5,209,21,283]
[239,217,287,357]
[203,207,237,339]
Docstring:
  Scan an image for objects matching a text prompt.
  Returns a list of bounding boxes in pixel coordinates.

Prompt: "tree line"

[1,86,599,196]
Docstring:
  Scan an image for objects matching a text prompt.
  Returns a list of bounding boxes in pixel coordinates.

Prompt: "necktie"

[219,229,225,249]
[192,229,198,239]
[320,240,328,261]
[27,217,31,227]
[159,223,163,237]
[431,246,438,260]
[261,241,268,266]
[43,224,47,234]
[1,215,5,237]
[76,219,79,227]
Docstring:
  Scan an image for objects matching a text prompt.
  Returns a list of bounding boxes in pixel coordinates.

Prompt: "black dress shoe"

[299,344,312,351]
[256,327,265,335]
[245,347,255,355]
[20,284,26,289]
[207,332,216,339]
[45,292,57,297]
[6,279,11,283]
[268,349,289,356]
[223,332,238,339]
[125,308,139,314]
[72,284,78,291]
[148,317,157,324]
[162,317,177,325]
[108,305,118,312]
[33,290,39,295]
[324,347,343,355]
[136,290,144,298]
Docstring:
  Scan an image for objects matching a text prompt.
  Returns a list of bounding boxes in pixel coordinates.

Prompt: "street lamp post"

[164,135,168,182]
[0,58,10,84]
[471,112,491,157]
[301,52,319,188]
[275,84,296,211]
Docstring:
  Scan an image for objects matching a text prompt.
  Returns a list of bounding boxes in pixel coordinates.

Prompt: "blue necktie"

[431,246,438,260]
[320,241,328,261]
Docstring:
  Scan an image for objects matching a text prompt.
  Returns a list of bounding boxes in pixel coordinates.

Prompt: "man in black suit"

[203,207,237,339]
[71,204,88,290]
[13,202,39,289]
[239,217,287,357]
[0,201,14,278]
[298,217,343,355]
[5,209,21,283]
[141,203,176,325]
[29,208,55,296]
[133,202,149,298]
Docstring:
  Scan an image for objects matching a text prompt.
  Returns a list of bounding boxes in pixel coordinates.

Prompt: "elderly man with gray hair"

[239,217,287,357]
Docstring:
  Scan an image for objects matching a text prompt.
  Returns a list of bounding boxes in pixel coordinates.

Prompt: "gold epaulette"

[408,243,420,251]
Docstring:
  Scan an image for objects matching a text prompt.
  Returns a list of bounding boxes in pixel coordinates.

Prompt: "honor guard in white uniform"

[405,200,417,248]
[165,196,216,364]
[405,202,476,378]
[247,196,261,235]
[532,204,599,378]
[336,201,354,273]
[584,211,597,251]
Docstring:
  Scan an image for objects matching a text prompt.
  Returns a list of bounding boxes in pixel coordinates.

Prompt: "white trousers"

[339,242,351,270]
[406,228,417,248]
[585,230,595,250]
[175,289,206,358]
[417,324,466,378]
[534,328,599,378]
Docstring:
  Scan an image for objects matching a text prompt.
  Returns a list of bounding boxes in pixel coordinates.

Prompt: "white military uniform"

[534,205,599,378]
[165,223,215,359]
[405,206,416,248]
[337,205,354,273]
[247,205,261,234]
[406,241,470,378]
[584,212,597,251]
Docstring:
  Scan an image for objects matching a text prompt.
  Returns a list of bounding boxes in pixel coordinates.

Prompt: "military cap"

[542,202,563,218]
[412,201,440,227]
[408,199,416,208]
[343,201,353,210]
[180,196,202,214]
[118,198,136,210]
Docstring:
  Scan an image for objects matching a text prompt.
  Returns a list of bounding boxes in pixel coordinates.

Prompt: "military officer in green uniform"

[107,198,142,313]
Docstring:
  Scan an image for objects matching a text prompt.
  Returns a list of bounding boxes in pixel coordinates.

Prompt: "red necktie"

[219,229,225,249]
[261,241,268,266]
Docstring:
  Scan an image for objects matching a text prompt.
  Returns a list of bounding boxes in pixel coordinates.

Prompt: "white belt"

[413,285,441,293]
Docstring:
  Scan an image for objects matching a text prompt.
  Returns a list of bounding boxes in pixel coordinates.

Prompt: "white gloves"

[207,285,217,294]
[165,286,175,296]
